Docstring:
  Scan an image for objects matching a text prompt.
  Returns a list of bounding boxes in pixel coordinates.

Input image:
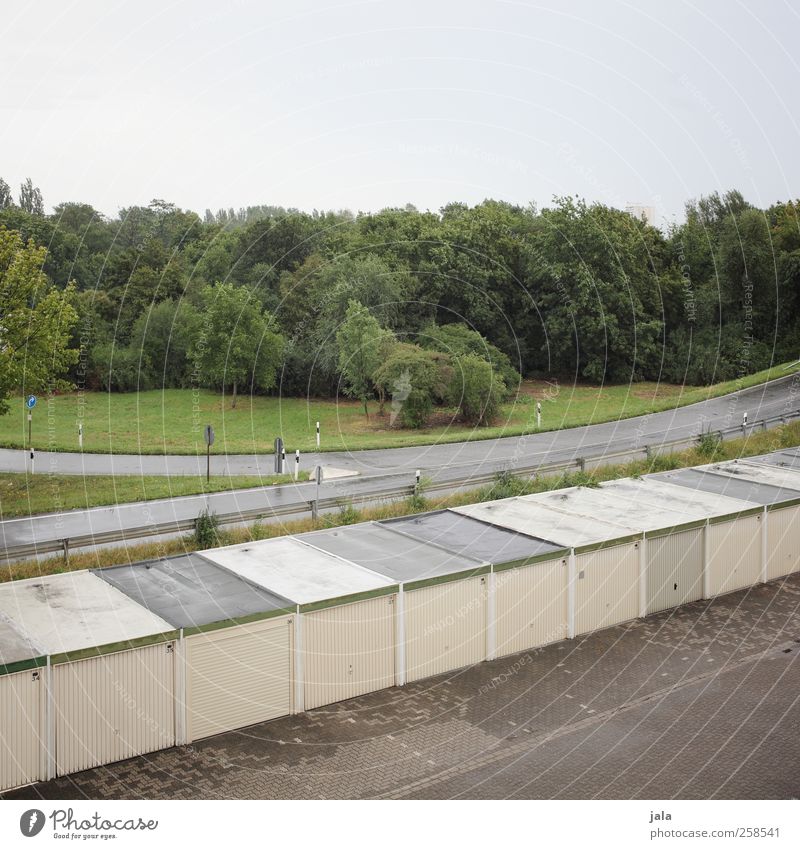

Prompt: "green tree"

[18,178,44,215]
[0,227,79,414]
[448,353,506,426]
[191,282,284,407]
[373,343,441,428]
[0,178,12,210]
[336,300,394,417]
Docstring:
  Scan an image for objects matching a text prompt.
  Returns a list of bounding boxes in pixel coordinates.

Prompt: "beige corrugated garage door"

[575,542,640,635]
[0,667,45,791]
[767,505,800,580]
[303,595,395,710]
[187,616,293,741]
[495,556,568,657]
[54,642,175,776]
[646,526,704,615]
[404,576,487,682]
[707,514,762,596]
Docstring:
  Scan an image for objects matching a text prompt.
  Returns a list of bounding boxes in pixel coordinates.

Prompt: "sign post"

[294,449,300,481]
[316,421,320,449]
[203,424,215,482]
[26,395,36,452]
[312,465,323,521]
[78,422,83,450]
[536,401,542,429]
[274,437,284,475]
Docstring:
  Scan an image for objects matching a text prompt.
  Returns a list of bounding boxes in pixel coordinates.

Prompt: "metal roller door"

[0,668,45,791]
[707,515,762,596]
[495,557,568,657]
[575,542,640,635]
[404,576,487,682]
[54,642,175,776]
[303,595,395,710]
[767,505,800,580]
[646,528,704,615]
[187,616,293,741]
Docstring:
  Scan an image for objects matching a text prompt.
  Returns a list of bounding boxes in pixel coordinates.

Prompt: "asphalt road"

[1,373,799,559]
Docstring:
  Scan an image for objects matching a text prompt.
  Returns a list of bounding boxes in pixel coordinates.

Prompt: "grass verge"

[0,361,797,455]
[3,419,798,584]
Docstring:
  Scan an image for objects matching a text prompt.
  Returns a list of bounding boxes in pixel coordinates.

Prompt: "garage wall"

[495,557,568,657]
[0,667,45,791]
[646,527,704,615]
[303,595,395,710]
[54,642,175,776]
[575,542,640,635]
[186,616,294,742]
[707,514,762,597]
[767,505,800,580]
[404,576,488,682]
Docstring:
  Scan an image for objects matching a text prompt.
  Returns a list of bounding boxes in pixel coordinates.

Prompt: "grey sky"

[1,0,797,224]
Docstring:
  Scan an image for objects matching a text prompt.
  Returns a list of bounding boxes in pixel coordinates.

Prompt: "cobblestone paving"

[5,575,800,800]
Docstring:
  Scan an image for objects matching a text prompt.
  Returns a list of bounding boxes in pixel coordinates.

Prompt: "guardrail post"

[576,457,585,472]
[644,445,651,460]
[62,538,69,566]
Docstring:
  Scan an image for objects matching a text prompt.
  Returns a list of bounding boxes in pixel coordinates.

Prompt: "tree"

[373,343,442,428]
[449,354,506,426]
[191,282,284,407]
[0,178,12,210]
[18,178,44,215]
[0,227,78,414]
[336,300,394,417]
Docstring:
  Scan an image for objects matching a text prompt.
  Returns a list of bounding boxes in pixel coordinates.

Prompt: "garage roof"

[749,448,800,469]
[454,498,639,549]
[380,510,566,567]
[648,467,798,506]
[0,614,43,672]
[296,521,488,586]
[200,537,396,607]
[0,571,174,656]
[95,553,293,631]
[695,460,800,494]
[594,477,760,519]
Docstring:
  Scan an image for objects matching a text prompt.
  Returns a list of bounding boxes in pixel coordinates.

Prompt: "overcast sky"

[1,0,797,225]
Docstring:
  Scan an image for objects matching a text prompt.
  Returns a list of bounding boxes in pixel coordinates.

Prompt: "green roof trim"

[0,655,47,677]
[645,518,707,539]
[182,607,295,637]
[299,584,398,614]
[50,631,180,666]
[403,565,490,592]
[767,497,800,512]
[492,548,571,574]
[574,532,643,555]
[708,506,764,525]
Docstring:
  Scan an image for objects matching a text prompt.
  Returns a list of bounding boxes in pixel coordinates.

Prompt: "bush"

[696,429,723,458]
[194,510,221,548]
[449,354,506,426]
[373,343,441,428]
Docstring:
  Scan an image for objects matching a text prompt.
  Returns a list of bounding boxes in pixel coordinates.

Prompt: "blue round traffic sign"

[26,395,37,410]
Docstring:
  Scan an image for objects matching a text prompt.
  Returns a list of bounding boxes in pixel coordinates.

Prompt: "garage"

[202,537,397,711]
[382,510,570,660]
[0,619,46,792]
[651,468,779,596]
[0,572,177,777]
[301,521,490,684]
[456,495,644,637]
[97,553,295,742]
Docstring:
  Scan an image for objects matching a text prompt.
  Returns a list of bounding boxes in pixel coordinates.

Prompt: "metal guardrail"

[3,410,799,563]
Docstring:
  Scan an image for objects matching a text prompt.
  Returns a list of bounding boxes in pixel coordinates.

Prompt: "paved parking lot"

[5,574,800,800]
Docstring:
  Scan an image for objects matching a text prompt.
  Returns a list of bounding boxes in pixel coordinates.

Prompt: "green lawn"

[1,361,798,455]
[0,474,291,519]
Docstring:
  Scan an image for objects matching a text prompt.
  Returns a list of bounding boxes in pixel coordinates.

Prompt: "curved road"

[2,373,799,559]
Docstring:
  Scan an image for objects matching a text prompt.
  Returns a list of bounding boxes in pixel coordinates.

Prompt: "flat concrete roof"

[649,467,798,506]
[0,614,42,667]
[455,498,637,548]
[95,553,293,629]
[380,510,566,565]
[200,537,395,605]
[522,486,699,533]
[595,477,760,519]
[0,572,174,655]
[749,449,800,469]
[697,460,800,493]
[297,522,486,584]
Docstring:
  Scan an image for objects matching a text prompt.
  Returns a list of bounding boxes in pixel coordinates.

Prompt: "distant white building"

[625,203,656,226]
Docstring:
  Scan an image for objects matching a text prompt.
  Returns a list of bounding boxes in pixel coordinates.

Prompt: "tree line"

[0,182,797,427]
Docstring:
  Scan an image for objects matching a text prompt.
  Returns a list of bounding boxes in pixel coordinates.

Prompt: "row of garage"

[2,448,800,791]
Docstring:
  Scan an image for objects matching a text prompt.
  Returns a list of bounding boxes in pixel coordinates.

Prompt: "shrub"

[449,354,506,426]
[194,509,221,548]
